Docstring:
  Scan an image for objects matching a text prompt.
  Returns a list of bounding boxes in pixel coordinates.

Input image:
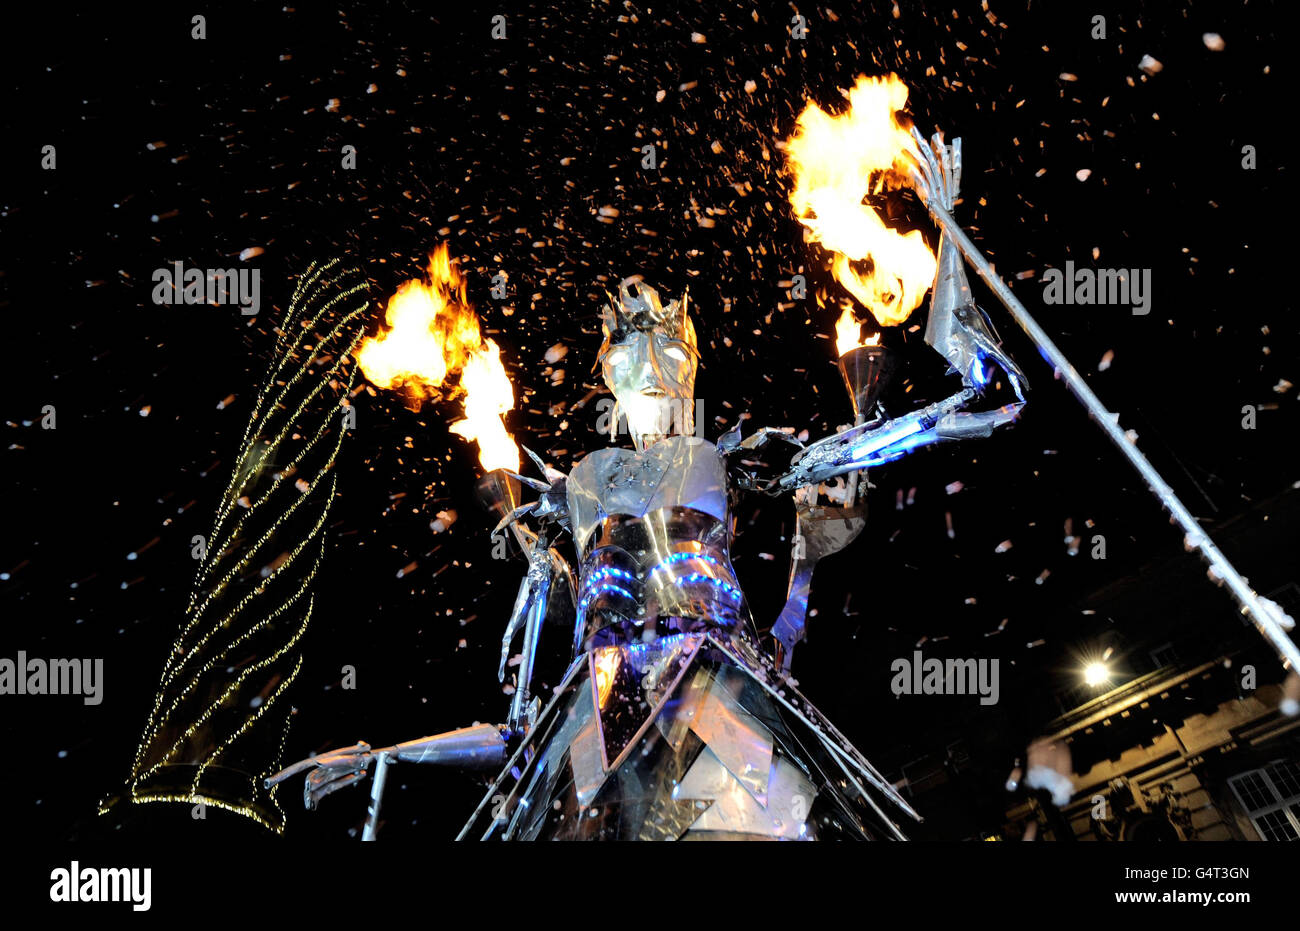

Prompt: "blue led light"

[577,580,638,627]
[624,632,688,654]
[853,428,937,467]
[676,571,743,601]
[578,582,636,606]
[578,568,637,620]
[583,566,636,585]
[848,418,925,464]
[648,551,721,575]
[579,552,743,628]
[644,553,742,601]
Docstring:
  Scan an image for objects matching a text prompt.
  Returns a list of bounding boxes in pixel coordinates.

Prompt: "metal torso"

[458,437,915,841]
[566,435,751,648]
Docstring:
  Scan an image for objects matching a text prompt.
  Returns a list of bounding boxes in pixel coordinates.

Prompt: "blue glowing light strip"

[646,553,742,602]
[646,551,719,578]
[578,582,636,606]
[676,571,743,602]
[621,632,688,654]
[578,566,636,599]
[848,417,925,464]
[853,428,938,467]
[577,582,638,626]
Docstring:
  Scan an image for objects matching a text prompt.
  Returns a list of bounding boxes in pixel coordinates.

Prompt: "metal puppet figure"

[268,137,1031,841]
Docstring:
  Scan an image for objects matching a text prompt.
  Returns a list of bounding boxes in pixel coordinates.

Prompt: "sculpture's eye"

[664,345,687,362]
[606,348,628,367]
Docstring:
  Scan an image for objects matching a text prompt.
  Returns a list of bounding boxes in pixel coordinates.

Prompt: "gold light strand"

[138,264,365,745]
[123,260,369,831]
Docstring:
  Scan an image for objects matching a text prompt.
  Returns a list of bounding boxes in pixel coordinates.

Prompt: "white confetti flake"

[1138,55,1163,75]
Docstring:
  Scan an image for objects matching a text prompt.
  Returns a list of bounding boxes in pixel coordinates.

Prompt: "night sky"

[3,0,1295,842]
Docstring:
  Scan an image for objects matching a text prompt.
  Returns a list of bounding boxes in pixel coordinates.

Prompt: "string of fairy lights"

[119,260,371,832]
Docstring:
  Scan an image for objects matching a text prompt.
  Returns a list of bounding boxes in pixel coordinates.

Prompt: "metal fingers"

[906,126,962,211]
[305,767,369,810]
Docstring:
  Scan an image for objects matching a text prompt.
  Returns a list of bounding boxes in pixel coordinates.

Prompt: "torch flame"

[357,246,476,391]
[834,304,883,355]
[449,339,519,473]
[357,244,520,473]
[787,75,937,337]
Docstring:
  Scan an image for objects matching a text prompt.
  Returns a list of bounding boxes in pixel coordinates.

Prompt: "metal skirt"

[459,632,916,841]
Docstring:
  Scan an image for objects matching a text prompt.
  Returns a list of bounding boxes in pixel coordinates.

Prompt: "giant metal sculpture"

[267,134,1035,840]
[121,78,1294,841]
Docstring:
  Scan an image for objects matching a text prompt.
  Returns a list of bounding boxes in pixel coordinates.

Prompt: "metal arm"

[906,128,1299,675]
[499,536,558,734]
[488,444,577,734]
[770,388,976,491]
[264,724,509,839]
[758,133,1028,496]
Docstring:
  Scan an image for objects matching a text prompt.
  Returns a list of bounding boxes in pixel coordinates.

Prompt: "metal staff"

[907,131,1299,674]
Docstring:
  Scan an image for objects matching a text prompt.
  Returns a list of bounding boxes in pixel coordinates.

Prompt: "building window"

[1149,642,1180,670]
[1229,760,1300,841]
[1268,760,1300,797]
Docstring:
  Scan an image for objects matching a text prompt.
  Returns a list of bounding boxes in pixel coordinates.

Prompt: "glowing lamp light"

[1083,662,1109,687]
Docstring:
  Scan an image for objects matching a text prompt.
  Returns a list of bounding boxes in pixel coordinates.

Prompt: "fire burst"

[786,74,937,337]
[834,301,881,356]
[357,244,519,472]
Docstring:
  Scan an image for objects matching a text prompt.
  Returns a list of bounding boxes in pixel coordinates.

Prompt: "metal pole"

[508,586,544,731]
[361,751,391,841]
[920,195,1299,673]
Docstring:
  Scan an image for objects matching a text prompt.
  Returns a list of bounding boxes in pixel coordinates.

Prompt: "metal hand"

[265,741,376,811]
[265,725,509,840]
[495,444,570,536]
[720,424,807,491]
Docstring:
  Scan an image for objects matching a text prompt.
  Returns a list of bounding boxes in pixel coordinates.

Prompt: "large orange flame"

[357,244,520,473]
[834,303,881,356]
[449,339,518,474]
[786,74,937,340]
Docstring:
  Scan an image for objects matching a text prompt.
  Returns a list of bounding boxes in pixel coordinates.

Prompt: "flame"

[786,74,937,331]
[357,246,477,392]
[835,305,862,355]
[357,244,519,473]
[449,339,519,473]
[835,304,882,355]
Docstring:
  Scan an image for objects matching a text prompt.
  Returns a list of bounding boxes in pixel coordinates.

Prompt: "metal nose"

[625,340,663,385]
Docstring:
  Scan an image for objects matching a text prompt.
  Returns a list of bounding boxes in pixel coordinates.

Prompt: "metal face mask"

[597,278,698,448]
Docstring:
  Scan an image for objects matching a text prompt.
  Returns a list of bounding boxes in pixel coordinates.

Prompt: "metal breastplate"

[567,437,749,647]
[577,508,749,646]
